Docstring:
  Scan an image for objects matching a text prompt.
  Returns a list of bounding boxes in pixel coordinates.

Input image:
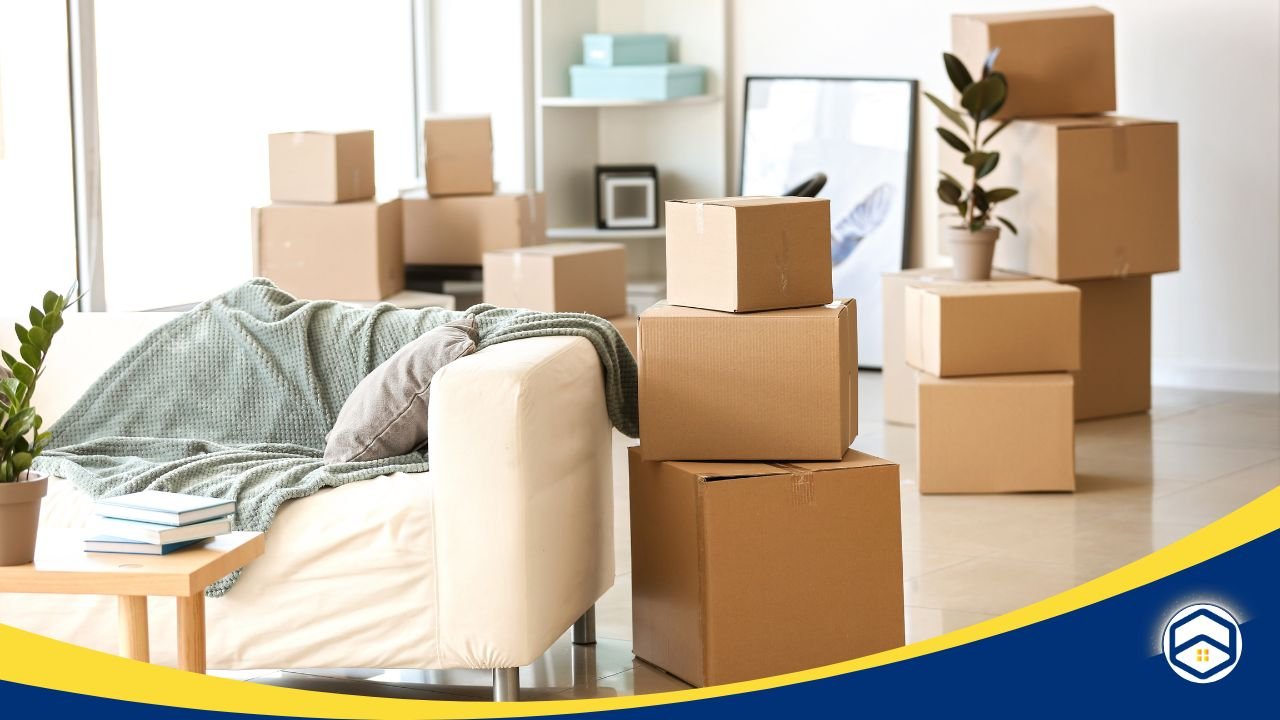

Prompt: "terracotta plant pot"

[0,471,48,566]
[947,225,1001,281]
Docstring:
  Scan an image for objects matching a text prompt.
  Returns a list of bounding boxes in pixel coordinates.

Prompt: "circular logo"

[1162,603,1242,683]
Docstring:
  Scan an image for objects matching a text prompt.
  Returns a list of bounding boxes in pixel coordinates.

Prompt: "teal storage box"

[569,64,706,101]
[582,33,669,67]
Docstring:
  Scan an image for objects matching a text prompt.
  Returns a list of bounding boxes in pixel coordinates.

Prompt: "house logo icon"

[1162,603,1242,683]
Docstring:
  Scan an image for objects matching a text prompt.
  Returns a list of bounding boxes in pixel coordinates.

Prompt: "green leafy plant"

[0,286,78,483]
[924,49,1019,235]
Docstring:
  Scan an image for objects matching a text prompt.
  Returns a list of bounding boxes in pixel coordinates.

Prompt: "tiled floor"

[212,374,1280,699]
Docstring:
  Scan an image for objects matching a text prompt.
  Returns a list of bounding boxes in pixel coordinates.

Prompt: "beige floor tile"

[901,548,978,580]
[906,557,1084,617]
[596,573,632,642]
[578,660,694,697]
[904,606,995,644]
[1150,459,1280,525]
[1151,405,1280,449]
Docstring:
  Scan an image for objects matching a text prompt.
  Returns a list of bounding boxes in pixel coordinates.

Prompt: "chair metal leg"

[573,605,597,645]
[492,667,520,702]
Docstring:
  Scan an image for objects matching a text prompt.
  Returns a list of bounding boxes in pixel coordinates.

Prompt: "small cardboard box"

[267,131,375,204]
[918,373,1075,494]
[402,189,545,266]
[629,447,905,687]
[904,279,1080,377]
[608,314,637,355]
[881,268,1026,425]
[253,200,404,302]
[665,197,833,313]
[638,300,856,461]
[947,115,1180,281]
[1069,275,1151,420]
[423,115,495,197]
[951,7,1115,119]
[483,242,627,317]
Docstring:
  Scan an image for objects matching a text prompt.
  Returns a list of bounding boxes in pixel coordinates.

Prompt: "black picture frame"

[595,164,660,230]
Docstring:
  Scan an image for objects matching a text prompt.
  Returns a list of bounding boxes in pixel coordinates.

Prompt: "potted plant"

[0,287,75,566]
[925,49,1020,280]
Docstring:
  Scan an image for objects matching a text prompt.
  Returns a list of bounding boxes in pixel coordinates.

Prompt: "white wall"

[731,0,1280,392]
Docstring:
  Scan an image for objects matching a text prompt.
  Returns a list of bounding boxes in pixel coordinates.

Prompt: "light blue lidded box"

[582,33,670,67]
[569,64,707,101]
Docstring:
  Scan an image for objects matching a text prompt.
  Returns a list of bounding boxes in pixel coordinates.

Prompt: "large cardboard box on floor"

[401,189,545,265]
[951,7,1115,119]
[483,242,627,317]
[665,197,833,313]
[253,200,404,301]
[904,280,1080,377]
[1069,275,1152,420]
[918,373,1075,494]
[267,130,375,204]
[629,447,905,687]
[639,300,857,461]
[423,115,495,197]
[942,116,1179,281]
[881,268,1026,425]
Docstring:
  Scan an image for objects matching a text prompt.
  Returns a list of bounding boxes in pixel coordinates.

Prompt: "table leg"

[176,593,206,674]
[117,595,149,663]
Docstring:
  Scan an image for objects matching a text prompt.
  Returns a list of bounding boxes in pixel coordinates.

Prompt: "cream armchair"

[0,312,615,701]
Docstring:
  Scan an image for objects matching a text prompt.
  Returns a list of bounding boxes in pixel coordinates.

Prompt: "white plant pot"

[947,225,1001,281]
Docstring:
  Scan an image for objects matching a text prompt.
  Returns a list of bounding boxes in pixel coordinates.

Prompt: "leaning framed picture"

[740,76,917,369]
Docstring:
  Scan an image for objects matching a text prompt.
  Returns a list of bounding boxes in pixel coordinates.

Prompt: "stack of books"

[83,490,236,555]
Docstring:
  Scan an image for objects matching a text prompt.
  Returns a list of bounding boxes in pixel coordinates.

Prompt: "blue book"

[87,516,232,545]
[93,490,235,527]
[82,535,202,555]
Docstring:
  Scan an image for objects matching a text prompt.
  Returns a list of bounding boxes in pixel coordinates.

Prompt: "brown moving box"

[423,115,495,197]
[665,197,833,313]
[1069,275,1152,420]
[881,268,1026,425]
[402,189,545,265]
[608,315,637,355]
[629,447,905,687]
[639,300,856,461]
[951,7,1115,119]
[254,200,404,301]
[483,242,627,317]
[944,116,1179,281]
[268,130,375,204]
[918,373,1075,494]
[904,280,1080,377]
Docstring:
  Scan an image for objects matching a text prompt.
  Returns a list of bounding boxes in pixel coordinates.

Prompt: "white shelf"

[539,94,720,109]
[547,226,666,240]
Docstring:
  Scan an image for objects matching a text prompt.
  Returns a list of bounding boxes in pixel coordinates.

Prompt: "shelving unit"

[532,0,728,296]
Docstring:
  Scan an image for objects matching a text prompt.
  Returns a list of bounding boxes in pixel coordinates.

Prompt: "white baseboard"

[1153,361,1280,393]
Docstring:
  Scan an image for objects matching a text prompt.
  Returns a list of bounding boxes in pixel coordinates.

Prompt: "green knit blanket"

[34,279,638,595]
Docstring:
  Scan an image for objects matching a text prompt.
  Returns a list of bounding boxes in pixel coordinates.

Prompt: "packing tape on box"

[769,463,816,505]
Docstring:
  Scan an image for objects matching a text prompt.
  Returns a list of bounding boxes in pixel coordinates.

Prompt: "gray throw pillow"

[324,316,479,463]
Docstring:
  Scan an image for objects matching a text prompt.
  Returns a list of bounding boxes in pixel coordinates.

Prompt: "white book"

[93,490,235,527]
[88,516,232,545]
[83,535,202,555]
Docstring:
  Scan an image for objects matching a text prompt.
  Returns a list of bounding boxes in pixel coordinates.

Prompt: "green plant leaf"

[0,351,15,370]
[996,216,1018,235]
[939,171,964,188]
[0,459,10,483]
[11,452,31,472]
[972,186,990,213]
[963,151,992,167]
[11,363,34,386]
[937,127,971,154]
[942,52,974,94]
[19,344,39,367]
[28,326,50,352]
[14,324,28,345]
[982,47,1001,78]
[985,187,1018,204]
[42,291,58,314]
[922,91,969,133]
[0,378,20,402]
[960,75,1007,122]
[976,152,1000,179]
[984,72,1008,119]
[4,406,36,436]
[937,179,963,206]
[983,119,1013,145]
[28,307,44,328]
[43,312,64,335]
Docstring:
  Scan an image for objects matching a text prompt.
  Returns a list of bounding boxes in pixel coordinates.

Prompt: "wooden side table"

[0,530,265,673]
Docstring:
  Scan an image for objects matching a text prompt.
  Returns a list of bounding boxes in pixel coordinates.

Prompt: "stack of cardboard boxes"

[255,131,405,302]
[629,197,905,687]
[886,6,1179,434]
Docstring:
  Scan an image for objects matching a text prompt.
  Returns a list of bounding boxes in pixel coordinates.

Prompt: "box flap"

[1029,115,1176,130]
[661,460,791,481]
[918,372,1074,388]
[644,298,852,321]
[668,196,823,209]
[959,6,1111,25]
[487,241,624,258]
[920,279,1077,298]
[785,450,898,473]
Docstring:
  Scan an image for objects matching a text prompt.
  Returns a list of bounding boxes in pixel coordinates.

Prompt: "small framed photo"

[596,165,659,229]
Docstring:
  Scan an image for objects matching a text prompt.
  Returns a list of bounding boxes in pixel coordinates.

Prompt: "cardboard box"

[629,447,905,687]
[608,314,637,355]
[401,189,545,266]
[267,131,375,204]
[638,300,856,461]
[665,197,833,313]
[951,7,1115,119]
[254,200,404,302]
[904,279,1080,377]
[483,242,627,317]
[881,268,1027,425]
[943,116,1179,281]
[918,373,1075,493]
[423,115,495,197]
[1069,275,1151,420]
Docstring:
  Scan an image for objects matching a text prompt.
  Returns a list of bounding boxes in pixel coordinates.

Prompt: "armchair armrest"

[427,336,614,668]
